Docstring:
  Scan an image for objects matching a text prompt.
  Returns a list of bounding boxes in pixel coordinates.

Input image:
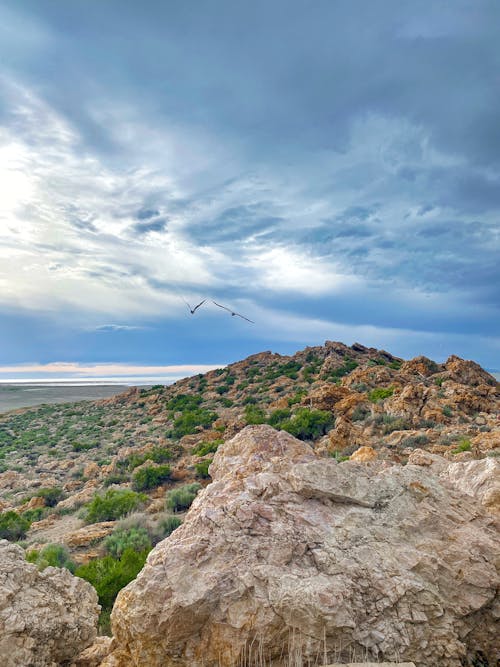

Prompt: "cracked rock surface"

[104,425,499,667]
[0,540,99,667]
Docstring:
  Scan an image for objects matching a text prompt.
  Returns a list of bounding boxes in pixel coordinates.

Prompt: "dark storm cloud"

[1,0,499,365]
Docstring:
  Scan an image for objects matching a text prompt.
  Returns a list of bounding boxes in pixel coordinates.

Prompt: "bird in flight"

[212,301,254,323]
[182,298,206,314]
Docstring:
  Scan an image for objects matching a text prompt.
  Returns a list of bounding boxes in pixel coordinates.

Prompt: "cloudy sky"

[1,0,499,382]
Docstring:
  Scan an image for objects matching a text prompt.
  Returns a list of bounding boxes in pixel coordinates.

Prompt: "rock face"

[0,540,99,667]
[106,426,499,667]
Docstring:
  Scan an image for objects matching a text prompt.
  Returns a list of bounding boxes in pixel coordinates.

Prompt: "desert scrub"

[267,408,292,427]
[32,486,64,507]
[158,514,182,537]
[169,408,218,438]
[192,439,222,457]
[244,404,266,425]
[368,386,394,402]
[132,464,171,491]
[103,527,152,559]
[75,547,149,617]
[442,405,453,417]
[26,543,75,572]
[279,408,333,440]
[452,439,472,454]
[351,404,370,422]
[0,511,31,541]
[401,434,429,448]
[195,459,212,478]
[166,483,201,512]
[324,358,358,381]
[83,488,146,523]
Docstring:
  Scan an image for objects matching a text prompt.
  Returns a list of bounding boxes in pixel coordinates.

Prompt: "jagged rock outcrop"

[0,540,99,667]
[105,426,499,667]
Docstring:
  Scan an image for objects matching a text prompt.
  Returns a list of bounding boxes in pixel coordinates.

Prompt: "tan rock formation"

[64,521,116,548]
[105,426,499,667]
[350,445,378,462]
[0,540,99,667]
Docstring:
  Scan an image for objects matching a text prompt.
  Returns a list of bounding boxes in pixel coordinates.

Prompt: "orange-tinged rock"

[20,496,46,512]
[350,446,378,462]
[83,462,100,479]
[63,521,116,548]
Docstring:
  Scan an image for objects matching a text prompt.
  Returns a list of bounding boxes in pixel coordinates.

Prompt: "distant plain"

[0,384,131,414]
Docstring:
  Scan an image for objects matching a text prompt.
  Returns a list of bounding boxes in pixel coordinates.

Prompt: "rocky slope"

[103,426,499,667]
[0,341,497,569]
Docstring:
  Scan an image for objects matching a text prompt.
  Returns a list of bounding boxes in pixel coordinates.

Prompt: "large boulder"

[105,426,499,667]
[0,540,99,666]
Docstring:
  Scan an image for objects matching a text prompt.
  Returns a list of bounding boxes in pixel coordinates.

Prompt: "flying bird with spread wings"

[212,301,254,323]
[182,298,206,314]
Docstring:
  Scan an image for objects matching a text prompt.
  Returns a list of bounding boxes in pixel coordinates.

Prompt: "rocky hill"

[0,340,498,651]
[0,342,500,667]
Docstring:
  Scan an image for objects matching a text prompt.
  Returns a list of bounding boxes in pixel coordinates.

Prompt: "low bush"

[195,459,212,478]
[34,487,64,507]
[132,464,171,491]
[452,439,472,454]
[75,547,149,612]
[103,527,152,559]
[368,386,394,402]
[351,405,370,422]
[83,489,146,523]
[244,405,266,425]
[169,408,218,439]
[26,543,75,572]
[192,439,222,457]
[0,511,31,541]
[280,408,333,440]
[442,405,453,417]
[158,515,182,537]
[267,408,291,427]
[401,434,429,448]
[166,483,201,512]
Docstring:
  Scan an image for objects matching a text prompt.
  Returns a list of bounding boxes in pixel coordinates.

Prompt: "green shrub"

[34,487,64,507]
[280,408,333,440]
[434,377,444,387]
[330,451,350,462]
[195,459,212,478]
[192,439,222,457]
[84,489,146,523]
[103,527,152,559]
[72,441,98,452]
[103,472,129,487]
[351,405,370,422]
[368,386,394,402]
[324,358,358,381]
[166,393,202,412]
[22,507,45,522]
[442,405,453,417]
[244,405,266,425]
[132,464,171,491]
[75,548,149,612]
[287,389,307,406]
[169,409,218,438]
[166,483,201,512]
[0,511,31,541]
[158,515,182,537]
[26,543,75,572]
[452,439,472,454]
[267,408,291,427]
[401,434,429,448]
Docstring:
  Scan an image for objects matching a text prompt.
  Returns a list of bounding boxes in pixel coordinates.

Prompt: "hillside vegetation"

[0,340,498,629]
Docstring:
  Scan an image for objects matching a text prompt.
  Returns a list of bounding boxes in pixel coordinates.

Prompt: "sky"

[0,0,499,382]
